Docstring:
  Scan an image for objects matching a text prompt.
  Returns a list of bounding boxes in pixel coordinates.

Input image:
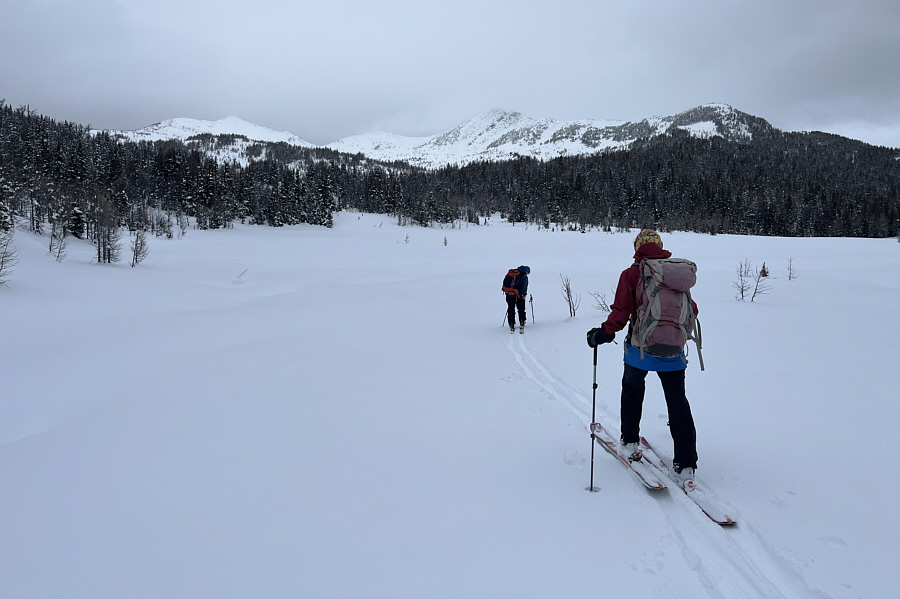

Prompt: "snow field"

[1,212,898,598]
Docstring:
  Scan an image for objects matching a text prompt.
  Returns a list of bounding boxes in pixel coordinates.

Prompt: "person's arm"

[604,268,635,334]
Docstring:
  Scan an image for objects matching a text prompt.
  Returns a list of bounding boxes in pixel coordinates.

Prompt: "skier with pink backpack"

[586,229,703,489]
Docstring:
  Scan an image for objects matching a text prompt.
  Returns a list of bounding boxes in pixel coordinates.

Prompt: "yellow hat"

[634,229,662,251]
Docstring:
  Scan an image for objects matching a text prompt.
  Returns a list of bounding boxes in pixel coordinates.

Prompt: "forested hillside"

[2,102,897,247]
[372,128,899,237]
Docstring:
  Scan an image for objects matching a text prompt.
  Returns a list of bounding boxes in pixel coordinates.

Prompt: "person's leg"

[506,296,516,328]
[620,364,648,444]
[658,369,697,469]
[516,296,527,325]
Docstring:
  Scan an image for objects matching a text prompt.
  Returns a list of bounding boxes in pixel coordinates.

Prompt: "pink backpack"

[631,258,705,370]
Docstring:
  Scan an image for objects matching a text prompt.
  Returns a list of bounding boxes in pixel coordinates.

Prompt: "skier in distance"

[502,265,530,333]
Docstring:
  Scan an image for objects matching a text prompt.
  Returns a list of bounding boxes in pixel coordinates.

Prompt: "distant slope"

[327,104,776,168]
[107,105,779,168]
[113,116,315,147]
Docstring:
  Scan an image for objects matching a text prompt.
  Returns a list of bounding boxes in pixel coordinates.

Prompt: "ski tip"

[720,518,737,526]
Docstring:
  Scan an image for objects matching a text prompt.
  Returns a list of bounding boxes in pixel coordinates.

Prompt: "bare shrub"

[50,221,68,263]
[786,258,798,281]
[0,228,19,286]
[560,274,581,317]
[590,290,613,313]
[131,230,149,267]
[734,260,752,301]
[751,265,773,302]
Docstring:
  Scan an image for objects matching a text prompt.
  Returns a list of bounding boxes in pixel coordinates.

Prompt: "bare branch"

[560,274,581,317]
[733,260,752,301]
[786,257,798,281]
[590,290,612,313]
[0,228,20,285]
[751,265,773,301]
[130,230,149,267]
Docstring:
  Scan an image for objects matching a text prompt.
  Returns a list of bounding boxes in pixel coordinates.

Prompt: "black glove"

[586,326,615,348]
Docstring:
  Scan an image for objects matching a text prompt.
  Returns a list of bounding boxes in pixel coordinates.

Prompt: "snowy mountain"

[328,104,775,168]
[110,105,774,168]
[113,116,315,147]
[105,116,315,167]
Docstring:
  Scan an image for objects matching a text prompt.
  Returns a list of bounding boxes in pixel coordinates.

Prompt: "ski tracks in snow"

[509,334,596,426]
[507,335,822,599]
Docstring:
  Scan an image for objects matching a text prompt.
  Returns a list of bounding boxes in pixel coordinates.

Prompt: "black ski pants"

[506,294,526,327]
[620,363,697,469]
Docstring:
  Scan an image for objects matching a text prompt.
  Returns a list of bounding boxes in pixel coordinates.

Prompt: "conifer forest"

[1,101,897,248]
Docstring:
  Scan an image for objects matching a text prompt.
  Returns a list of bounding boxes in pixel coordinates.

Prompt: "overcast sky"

[2,0,898,147]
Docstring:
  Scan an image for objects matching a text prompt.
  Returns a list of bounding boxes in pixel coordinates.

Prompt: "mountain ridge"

[116,116,315,147]
[111,104,781,168]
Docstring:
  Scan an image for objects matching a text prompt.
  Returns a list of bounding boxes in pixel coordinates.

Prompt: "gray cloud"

[2,0,898,147]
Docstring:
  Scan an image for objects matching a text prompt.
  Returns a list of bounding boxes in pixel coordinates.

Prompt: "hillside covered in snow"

[115,116,315,147]
[108,104,778,168]
[327,104,775,167]
[6,101,897,240]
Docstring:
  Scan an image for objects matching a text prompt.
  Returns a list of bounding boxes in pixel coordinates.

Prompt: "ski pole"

[588,345,600,492]
[529,294,534,323]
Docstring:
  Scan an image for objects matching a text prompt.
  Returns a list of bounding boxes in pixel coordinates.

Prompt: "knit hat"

[519,265,531,274]
[633,229,662,251]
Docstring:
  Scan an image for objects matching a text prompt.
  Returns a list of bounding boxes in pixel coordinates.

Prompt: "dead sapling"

[786,258,798,281]
[130,229,149,267]
[590,289,614,313]
[734,259,752,301]
[751,264,773,301]
[561,274,581,317]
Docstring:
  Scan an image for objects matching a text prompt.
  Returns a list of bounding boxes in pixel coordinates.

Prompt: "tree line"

[2,101,898,259]
[350,127,899,237]
[0,102,352,245]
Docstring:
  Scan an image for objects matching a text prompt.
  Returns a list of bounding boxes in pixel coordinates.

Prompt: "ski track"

[508,334,822,599]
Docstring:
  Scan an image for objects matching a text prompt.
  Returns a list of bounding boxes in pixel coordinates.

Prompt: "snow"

[327,104,754,168]
[327,110,631,168]
[113,116,315,147]
[2,214,898,598]
[678,121,719,138]
[102,104,759,169]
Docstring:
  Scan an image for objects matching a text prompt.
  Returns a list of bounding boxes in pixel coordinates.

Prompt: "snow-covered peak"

[114,116,315,147]
[327,104,772,168]
[106,104,776,168]
[643,103,769,141]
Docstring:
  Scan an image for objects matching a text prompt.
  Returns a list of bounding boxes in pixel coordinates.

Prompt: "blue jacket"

[515,273,528,297]
[504,268,528,298]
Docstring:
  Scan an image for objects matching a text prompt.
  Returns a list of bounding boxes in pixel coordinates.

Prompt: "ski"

[590,423,666,490]
[639,437,737,526]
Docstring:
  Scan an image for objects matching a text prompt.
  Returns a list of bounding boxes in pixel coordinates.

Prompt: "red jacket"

[602,243,698,336]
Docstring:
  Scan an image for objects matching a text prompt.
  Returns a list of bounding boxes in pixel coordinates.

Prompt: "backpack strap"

[634,259,665,359]
[682,290,705,371]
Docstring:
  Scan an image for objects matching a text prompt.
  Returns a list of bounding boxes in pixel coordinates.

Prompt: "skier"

[586,230,699,488]
[502,265,530,333]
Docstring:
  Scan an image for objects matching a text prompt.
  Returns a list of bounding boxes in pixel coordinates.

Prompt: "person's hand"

[586,326,615,348]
